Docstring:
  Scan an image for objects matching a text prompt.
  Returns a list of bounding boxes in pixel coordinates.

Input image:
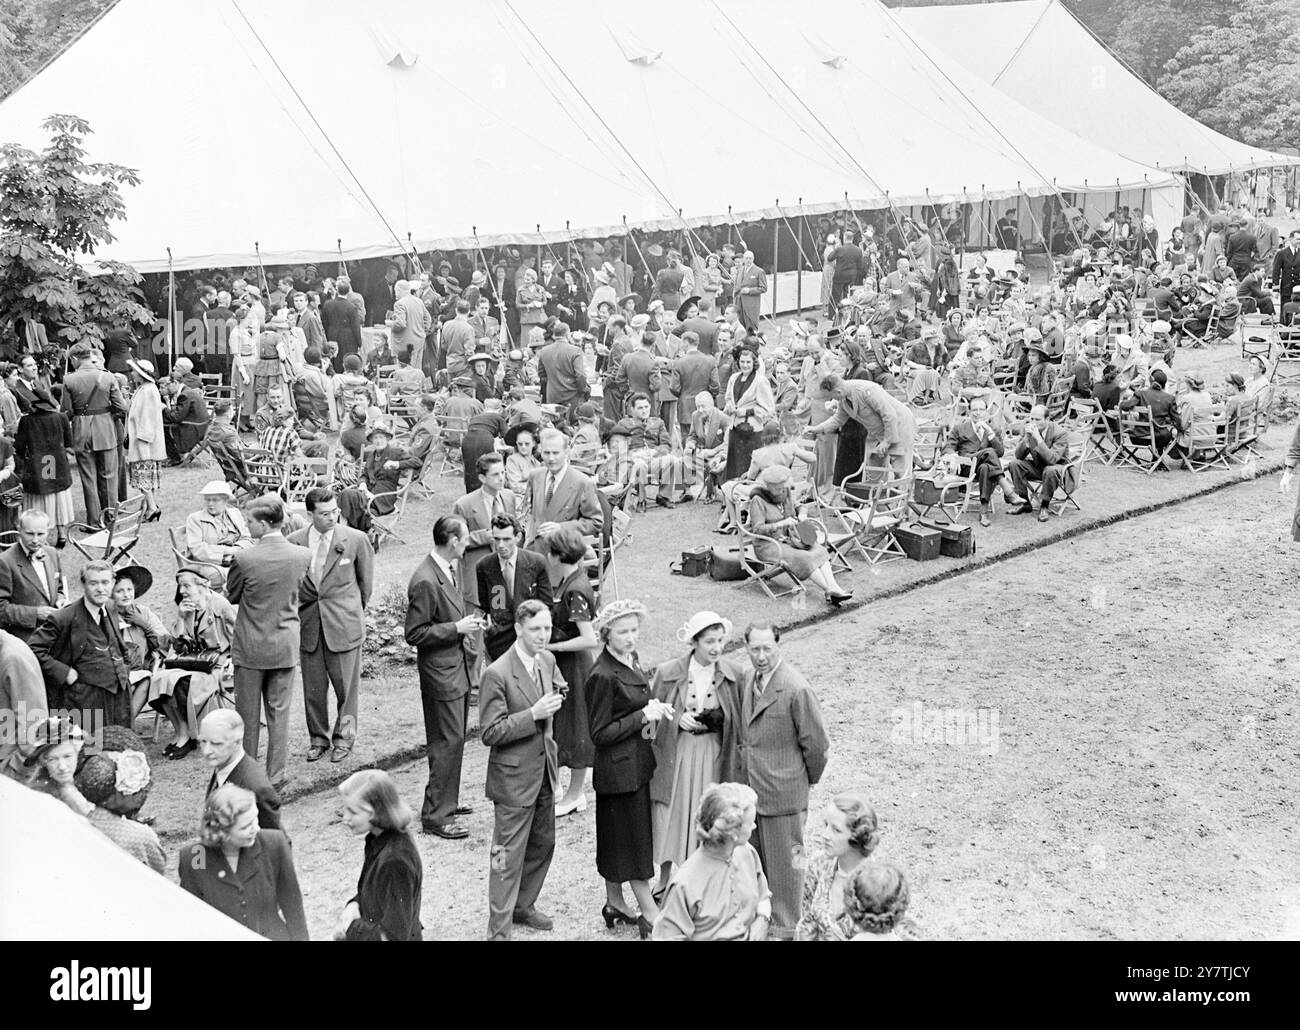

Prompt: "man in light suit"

[522,428,603,549]
[287,487,374,763]
[452,453,518,609]
[808,374,916,474]
[726,622,829,940]
[198,709,282,830]
[735,251,768,331]
[476,514,552,662]
[479,599,565,939]
[404,515,482,839]
[391,279,433,372]
[0,510,68,647]
[61,342,128,524]
[227,494,312,789]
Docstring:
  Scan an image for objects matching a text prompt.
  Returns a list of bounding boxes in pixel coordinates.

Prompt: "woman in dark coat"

[460,409,504,493]
[335,769,424,940]
[542,527,598,817]
[13,388,74,545]
[179,784,309,941]
[586,599,672,937]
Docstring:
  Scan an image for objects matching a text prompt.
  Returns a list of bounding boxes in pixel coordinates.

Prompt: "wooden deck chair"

[1064,398,1115,465]
[242,448,288,498]
[284,455,330,506]
[437,415,469,478]
[1184,407,1232,473]
[1116,407,1175,475]
[167,526,226,586]
[736,517,806,601]
[1044,377,1073,423]
[211,440,253,498]
[1024,431,1087,515]
[68,494,146,566]
[1227,395,1260,460]
[592,484,634,600]
[1240,313,1276,362]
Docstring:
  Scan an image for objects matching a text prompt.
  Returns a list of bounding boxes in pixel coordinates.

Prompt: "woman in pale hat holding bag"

[747,464,853,605]
[649,610,741,900]
[587,598,674,937]
[124,358,166,522]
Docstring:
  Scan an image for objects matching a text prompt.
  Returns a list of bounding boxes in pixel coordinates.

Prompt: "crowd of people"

[0,193,1288,940]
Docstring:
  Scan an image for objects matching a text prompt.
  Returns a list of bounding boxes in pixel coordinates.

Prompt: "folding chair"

[1275,326,1300,385]
[1044,377,1073,423]
[284,455,330,507]
[211,441,253,499]
[1116,408,1175,475]
[1024,431,1087,515]
[167,526,226,586]
[67,495,146,566]
[910,422,945,473]
[1240,313,1276,362]
[1184,408,1232,473]
[820,471,911,566]
[592,484,634,600]
[242,448,288,497]
[1064,398,1116,465]
[1227,395,1260,460]
[736,518,806,601]
[438,415,469,478]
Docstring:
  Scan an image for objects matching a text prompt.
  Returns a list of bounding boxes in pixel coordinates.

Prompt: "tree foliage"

[0,113,152,345]
[0,0,115,99]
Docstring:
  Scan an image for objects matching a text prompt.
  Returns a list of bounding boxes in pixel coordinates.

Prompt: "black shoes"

[423,820,469,840]
[602,903,638,929]
[513,907,554,931]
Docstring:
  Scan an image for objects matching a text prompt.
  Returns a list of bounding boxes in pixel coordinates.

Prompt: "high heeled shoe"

[601,904,638,929]
[146,509,162,523]
[637,915,654,940]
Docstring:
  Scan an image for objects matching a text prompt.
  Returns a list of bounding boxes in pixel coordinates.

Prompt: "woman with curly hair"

[24,715,91,815]
[795,793,882,940]
[651,782,772,940]
[845,860,910,940]
[334,769,424,941]
[74,727,165,873]
[179,784,309,940]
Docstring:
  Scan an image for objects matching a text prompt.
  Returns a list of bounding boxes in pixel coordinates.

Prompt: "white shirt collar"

[513,642,537,678]
[544,464,568,488]
[429,550,454,580]
[307,525,334,550]
[213,751,243,786]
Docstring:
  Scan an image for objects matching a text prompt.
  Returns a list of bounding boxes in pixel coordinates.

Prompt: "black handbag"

[163,639,222,675]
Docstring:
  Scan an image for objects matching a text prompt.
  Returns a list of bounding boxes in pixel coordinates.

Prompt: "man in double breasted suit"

[522,429,603,549]
[479,600,566,939]
[61,343,128,524]
[287,487,374,763]
[726,622,829,939]
[808,374,916,474]
[29,560,150,728]
[1272,229,1300,308]
[405,515,481,839]
[476,514,552,662]
[227,495,311,789]
[734,252,768,331]
[0,510,68,647]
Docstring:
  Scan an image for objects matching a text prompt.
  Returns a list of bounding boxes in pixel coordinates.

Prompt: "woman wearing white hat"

[649,610,741,901]
[125,359,166,521]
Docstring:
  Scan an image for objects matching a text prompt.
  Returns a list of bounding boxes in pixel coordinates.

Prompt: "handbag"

[163,635,222,674]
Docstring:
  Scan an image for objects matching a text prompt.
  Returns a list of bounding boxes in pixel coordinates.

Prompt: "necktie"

[491,493,504,518]
[503,560,514,606]
[312,533,329,583]
[29,548,45,563]
[208,772,218,796]
[545,473,557,505]
[449,563,458,591]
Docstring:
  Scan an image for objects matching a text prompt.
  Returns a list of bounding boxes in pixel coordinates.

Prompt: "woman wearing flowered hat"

[586,598,673,937]
[25,715,91,815]
[75,725,165,873]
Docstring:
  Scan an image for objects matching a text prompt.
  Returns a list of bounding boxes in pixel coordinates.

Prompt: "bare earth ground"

[70,336,1297,939]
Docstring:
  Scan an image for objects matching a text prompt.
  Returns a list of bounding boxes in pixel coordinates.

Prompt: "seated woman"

[568,402,606,475]
[651,782,772,941]
[334,353,378,412]
[844,860,913,941]
[1021,345,1056,407]
[24,715,92,815]
[334,769,424,940]
[718,422,816,533]
[112,566,169,721]
[503,421,541,497]
[1243,354,1272,404]
[74,727,165,873]
[902,326,948,405]
[796,794,881,940]
[363,422,420,514]
[145,566,236,760]
[745,465,852,606]
[179,784,309,941]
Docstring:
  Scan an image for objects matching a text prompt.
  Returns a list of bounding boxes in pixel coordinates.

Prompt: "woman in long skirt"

[587,599,672,937]
[125,359,167,520]
[542,527,598,816]
[649,611,740,899]
[722,349,774,480]
[14,387,75,545]
[460,411,503,493]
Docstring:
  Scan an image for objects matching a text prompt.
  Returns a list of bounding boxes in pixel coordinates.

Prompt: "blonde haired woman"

[334,769,424,940]
[179,784,308,940]
[652,782,772,940]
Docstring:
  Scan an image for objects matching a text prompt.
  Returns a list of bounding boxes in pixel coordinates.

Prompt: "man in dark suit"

[1118,367,1184,461]
[61,342,128,524]
[677,299,718,356]
[476,514,552,662]
[287,487,374,764]
[227,494,311,789]
[405,515,482,839]
[363,263,400,327]
[0,509,68,648]
[321,280,365,371]
[537,322,588,413]
[1272,229,1300,307]
[669,330,719,440]
[29,559,153,728]
[522,428,603,548]
[479,599,565,938]
[1006,404,1073,522]
[830,234,865,308]
[942,397,1007,527]
[726,621,828,939]
[198,709,282,830]
[613,329,663,408]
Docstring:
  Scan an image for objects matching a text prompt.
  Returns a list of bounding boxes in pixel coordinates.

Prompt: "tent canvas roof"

[0,0,1177,271]
[895,0,1296,176]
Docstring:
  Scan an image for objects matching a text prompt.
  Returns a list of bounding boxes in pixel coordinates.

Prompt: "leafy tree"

[0,0,115,99]
[0,113,152,348]
[1157,0,1300,151]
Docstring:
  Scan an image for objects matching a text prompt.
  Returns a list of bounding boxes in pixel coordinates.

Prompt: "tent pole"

[622,216,630,283]
[536,227,542,273]
[727,207,734,250]
[796,197,803,315]
[771,204,780,322]
[166,247,175,378]
[337,238,348,279]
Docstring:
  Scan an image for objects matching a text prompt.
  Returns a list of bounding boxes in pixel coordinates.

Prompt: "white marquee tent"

[0,776,261,940]
[894,0,1297,177]
[0,0,1182,271]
